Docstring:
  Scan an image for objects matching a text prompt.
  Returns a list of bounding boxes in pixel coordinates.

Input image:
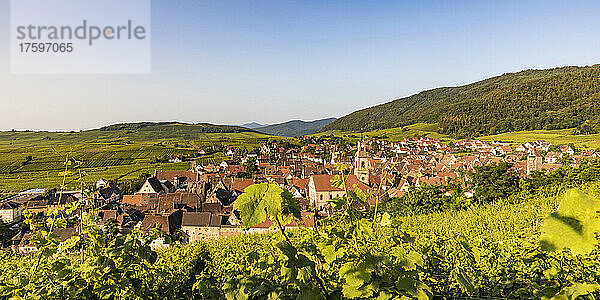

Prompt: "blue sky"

[1,0,600,131]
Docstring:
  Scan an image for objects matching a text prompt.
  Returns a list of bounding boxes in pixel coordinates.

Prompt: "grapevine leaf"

[331,175,345,189]
[268,291,285,300]
[380,212,392,227]
[281,188,302,221]
[340,261,375,298]
[328,196,348,209]
[375,290,393,300]
[60,235,80,252]
[322,244,344,264]
[276,241,297,260]
[355,219,374,239]
[399,251,423,271]
[541,189,600,255]
[276,241,314,281]
[551,283,600,300]
[354,187,368,204]
[281,265,298,282]
[347,188,367,205]
[452,268,475,294]
[396,277,430,299]
[234,183,302,228]
[564,283,600,299]
[233,183,269,228]
[263,183,285,217]
[296,254,315,269]
[296,286,324,300]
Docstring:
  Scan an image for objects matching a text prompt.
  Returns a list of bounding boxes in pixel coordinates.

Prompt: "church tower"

[354,141,370,185]
[526,150,543,176]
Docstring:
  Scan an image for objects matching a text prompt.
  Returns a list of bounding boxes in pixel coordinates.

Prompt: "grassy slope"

[320,122,600,148]
[0,141,220,197]
[0,124,269,146]
[479,129,600,149]
[316,123,453,142]
[0,123,275,197]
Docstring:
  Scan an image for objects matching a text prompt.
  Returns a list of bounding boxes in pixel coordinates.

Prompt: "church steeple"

[354,141,370,185]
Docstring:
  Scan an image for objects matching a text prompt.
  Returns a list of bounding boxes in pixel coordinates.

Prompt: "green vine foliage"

[541,189,600,255]
[2,172,600,299]
[0,203,159,299]
[230,178,431,299]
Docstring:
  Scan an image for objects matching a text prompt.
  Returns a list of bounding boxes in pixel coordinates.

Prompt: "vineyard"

[1,172,600,299]
[0,142,203,194]
[195,152,231,166]
[0,135,284,195]
[0,125,278,195]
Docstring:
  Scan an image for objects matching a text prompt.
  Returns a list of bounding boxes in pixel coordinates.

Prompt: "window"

[320,195,323,201]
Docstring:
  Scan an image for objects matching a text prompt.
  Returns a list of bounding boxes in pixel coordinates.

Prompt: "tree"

[243,157,259,175]
[120,172,151,195]
[394,183,450,215]
[381,181,468,217]
[470,162,520,204]
[558,154,571,166]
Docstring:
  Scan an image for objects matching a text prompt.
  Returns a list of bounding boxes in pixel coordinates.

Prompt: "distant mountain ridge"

[241,122,267,129]
[254,118,337,137]
[322,65,600,138]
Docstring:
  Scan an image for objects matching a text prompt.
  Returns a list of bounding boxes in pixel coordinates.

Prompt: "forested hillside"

[323,65,600,138]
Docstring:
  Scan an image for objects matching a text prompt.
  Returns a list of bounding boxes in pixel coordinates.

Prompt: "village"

[1,136,597,253]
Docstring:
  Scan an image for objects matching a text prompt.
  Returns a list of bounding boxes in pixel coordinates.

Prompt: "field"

[316,123,454,142]
[479,128,600,149]
[0,126,274,198]
[320,123,600,149]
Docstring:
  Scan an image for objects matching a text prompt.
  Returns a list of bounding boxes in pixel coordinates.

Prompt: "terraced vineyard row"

[0,142,201,193]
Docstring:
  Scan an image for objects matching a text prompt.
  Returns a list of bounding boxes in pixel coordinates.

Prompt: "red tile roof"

[123,194,143,206]
[231,178,255,192]
[156,170,197,183]
[311,174,371,192]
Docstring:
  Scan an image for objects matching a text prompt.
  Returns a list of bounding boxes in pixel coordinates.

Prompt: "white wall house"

[0,201,23,223]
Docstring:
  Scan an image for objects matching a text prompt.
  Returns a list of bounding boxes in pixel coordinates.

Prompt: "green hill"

[0,122,267,145]
[255,118,336,137]
[0,122,272,197]
[316,123,453,142]
[322,65,600,138]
